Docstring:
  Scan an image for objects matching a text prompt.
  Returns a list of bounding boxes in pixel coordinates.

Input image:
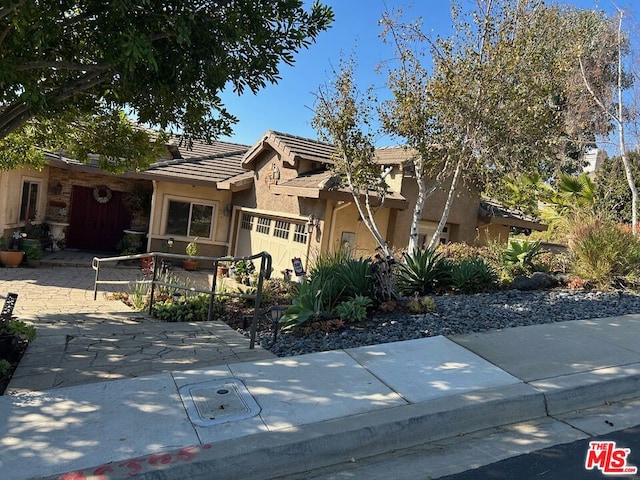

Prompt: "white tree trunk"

[408,158,440,253]
[579,9,637,233]
[427,158,463,250]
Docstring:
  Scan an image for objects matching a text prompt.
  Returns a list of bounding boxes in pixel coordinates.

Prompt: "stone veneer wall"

[46,167,150,227]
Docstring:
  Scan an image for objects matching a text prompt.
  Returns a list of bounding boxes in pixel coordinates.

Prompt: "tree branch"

[0,70,111,138]
[15,62,111,72]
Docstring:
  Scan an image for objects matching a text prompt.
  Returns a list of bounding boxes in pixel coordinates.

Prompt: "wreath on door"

[93,185,113,204]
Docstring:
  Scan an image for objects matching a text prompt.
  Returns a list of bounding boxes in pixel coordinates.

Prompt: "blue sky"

[219,0,629,147]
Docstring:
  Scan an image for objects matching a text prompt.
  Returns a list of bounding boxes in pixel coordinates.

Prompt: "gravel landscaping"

[243,289,640,357]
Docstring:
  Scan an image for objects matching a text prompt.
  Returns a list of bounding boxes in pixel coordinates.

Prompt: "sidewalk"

[1,254,640,479]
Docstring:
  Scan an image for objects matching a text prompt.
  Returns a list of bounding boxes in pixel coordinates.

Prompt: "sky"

[219,0,631,148]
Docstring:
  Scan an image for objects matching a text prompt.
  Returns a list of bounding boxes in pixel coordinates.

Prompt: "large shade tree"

[0,0,333,172]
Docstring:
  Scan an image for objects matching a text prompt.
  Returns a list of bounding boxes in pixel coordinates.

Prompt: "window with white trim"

[20,180,40,221]
[241,213,254,230]
[292,223,308,243]
[256,216,271,234]
[273,220,290,239]
[165,199,215,238]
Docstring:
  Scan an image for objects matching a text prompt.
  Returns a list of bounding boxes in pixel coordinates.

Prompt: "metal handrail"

[92,251,272,349]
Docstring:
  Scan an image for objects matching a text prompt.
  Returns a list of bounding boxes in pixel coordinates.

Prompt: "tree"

[313,59,393,257]
[381,1,617,250]
[0,0,333,171]
[578,7,637,233]
[594,152,640,223]
[379,11,454,254]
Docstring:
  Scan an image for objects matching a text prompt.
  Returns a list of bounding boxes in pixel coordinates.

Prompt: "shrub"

[449,258,498,293]
[568,215,640,289]
[152,293,220,322]
[396,248,450,295]
[334,258,374,298]
[501,239,542,273]
[437,243,488,263]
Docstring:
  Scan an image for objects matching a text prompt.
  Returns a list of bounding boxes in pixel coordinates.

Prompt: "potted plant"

[183,237,199,271]
[24,244,43,268]
[233,259,255,285]
[0,235,24,268]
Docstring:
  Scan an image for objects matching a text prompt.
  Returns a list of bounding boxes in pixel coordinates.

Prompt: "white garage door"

[235,213,309,277]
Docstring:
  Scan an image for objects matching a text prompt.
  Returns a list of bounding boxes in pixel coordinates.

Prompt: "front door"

[67,186,131,251]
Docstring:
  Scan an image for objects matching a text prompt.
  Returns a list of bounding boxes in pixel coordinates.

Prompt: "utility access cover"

[179,378,261,427]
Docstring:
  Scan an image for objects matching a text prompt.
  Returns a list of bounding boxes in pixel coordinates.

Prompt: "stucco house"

[0,129,545,275]
[0,139,249,257]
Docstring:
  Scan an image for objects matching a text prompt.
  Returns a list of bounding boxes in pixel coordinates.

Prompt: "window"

[292,223,308,243]
[20,180,39,221]
[256,217,271,234]
[165,199,215,238]
[273,220,290,239]
[241,214,254,230]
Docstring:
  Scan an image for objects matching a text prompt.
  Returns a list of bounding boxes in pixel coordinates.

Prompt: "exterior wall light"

[306,214,319,234]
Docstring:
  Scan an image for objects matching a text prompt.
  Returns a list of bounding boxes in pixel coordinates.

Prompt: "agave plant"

[396,248,450,296]
[450,258,497,293]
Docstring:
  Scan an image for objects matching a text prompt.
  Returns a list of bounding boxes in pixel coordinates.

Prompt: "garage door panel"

[234,213,308,276]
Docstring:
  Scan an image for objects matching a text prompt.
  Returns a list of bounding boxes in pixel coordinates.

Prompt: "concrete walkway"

[1,252,640,480]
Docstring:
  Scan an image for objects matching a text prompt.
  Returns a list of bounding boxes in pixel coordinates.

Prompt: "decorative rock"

[251,289,640,358]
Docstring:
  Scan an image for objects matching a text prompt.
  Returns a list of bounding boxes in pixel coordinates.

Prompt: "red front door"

[67,186,131,251]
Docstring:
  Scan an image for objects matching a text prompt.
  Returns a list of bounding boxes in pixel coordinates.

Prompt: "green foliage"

[502,239,542,273]
[0,359,11,375]
[0,319,36,343]
[396,248,450,295]
[24,245,43,260]
[128,281,150,311]
[449,258,498,293]
[568,215,640,289]
[152,293,218,322]
[335,295,373,322]
[593,152,640,224]
[185,238,199,257]
[334,258,374,298]
[0,2,334,170]
[280,281,324,331]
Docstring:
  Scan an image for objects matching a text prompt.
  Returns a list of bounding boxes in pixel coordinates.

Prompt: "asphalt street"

[439,425,640,480]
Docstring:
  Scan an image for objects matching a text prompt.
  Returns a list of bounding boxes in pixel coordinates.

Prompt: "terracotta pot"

[0,250,24,268]
[182,259,197,271]
[217,266,229,277]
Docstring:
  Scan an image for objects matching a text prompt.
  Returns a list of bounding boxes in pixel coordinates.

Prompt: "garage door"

[235,213,309,277]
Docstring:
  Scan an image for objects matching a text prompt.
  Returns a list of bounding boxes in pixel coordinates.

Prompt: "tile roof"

[141,140,249,185]
[45,139,250,187]
[478,199,547,231]
[243,130,414,167]
[271,169,408,209]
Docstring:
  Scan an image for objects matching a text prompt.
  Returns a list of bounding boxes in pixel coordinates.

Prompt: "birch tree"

[313,59,393,257]
[578,8,637,233]
[381,1,615,250]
